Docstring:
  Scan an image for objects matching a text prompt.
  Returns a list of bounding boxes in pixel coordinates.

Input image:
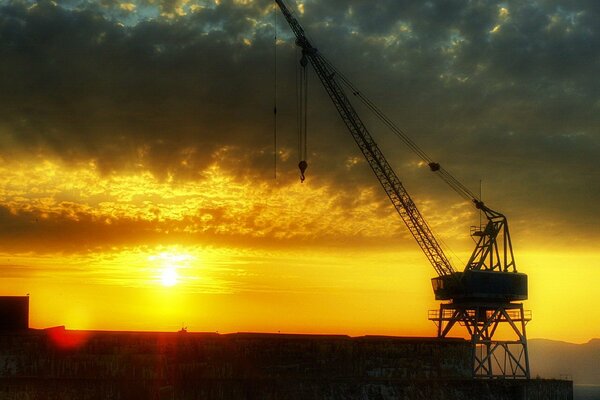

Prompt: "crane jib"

[275,0,524,286]
[273,0,531,380]
[275,0,454,277]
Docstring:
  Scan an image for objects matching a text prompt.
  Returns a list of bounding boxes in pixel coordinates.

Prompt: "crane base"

[429,302,531,379]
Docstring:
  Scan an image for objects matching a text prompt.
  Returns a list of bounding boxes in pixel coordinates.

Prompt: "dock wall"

[0,330,572,399]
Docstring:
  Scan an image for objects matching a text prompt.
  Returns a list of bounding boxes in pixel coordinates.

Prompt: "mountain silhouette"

[529,338,600,384]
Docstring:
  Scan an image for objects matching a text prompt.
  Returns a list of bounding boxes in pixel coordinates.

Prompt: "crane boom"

[275,0,531,379]
[274,0,454,277]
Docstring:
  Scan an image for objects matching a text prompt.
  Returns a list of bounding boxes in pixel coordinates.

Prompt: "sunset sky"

[0,0,598,343]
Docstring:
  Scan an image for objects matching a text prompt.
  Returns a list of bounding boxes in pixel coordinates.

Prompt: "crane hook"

[298,160,308,183]
[300,54,308,67]
[428,162,440,171]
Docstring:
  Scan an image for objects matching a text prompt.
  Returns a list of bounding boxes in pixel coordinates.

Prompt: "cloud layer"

[0,0,598,253]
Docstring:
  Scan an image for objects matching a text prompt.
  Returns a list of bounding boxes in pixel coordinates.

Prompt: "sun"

[160,267,179,287]
[149,250,194,288]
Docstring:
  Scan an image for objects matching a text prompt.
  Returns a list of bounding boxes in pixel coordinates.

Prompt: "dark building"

[0,296,29,330]
[0,330,572,399]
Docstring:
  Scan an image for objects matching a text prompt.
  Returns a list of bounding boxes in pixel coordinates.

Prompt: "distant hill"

[529,338,600,384]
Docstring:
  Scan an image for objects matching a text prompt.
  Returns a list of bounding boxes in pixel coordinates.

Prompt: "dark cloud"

[0,0,598,249]
[0,0,283,177]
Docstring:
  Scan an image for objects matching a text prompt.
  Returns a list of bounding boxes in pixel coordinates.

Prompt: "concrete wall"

[0,329,572,400]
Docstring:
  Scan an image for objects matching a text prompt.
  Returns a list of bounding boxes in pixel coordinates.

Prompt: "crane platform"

[431,271,528,302]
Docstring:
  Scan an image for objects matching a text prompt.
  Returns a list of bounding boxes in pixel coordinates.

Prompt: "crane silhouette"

[275,0,530,379]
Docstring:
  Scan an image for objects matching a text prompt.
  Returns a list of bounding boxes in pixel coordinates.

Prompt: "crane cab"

[432,271,528,302]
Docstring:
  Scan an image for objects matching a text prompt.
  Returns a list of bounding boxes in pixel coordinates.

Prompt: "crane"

[275,0,531,379]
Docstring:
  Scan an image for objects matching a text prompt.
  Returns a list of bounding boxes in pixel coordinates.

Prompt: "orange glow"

[47,326,90,349]
[0,158,413,249]
[5,246,599,342]
[0,159,598,343]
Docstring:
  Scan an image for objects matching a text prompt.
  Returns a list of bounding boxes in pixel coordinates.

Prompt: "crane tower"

[275,0,530,379]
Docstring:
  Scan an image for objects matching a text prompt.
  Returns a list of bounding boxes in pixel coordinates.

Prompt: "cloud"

[0,159,414,253]
[1,0,281,176]
[0,0,598,253]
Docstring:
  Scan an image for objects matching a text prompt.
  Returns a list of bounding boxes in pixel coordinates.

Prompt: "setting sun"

[0,0,595,397]
[149,252,194,288]
[0,0,597,357]
[160,268,178,287]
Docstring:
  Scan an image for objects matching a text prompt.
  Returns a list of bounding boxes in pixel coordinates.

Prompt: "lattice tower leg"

[430,302,530,379]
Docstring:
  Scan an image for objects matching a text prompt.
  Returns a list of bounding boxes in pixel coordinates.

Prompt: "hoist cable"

[296,53,308,163]
[320,56,480,203]
[295,47,302,162]
[302,63,308,161]
[321,57,431,161]
[273,6,278,179]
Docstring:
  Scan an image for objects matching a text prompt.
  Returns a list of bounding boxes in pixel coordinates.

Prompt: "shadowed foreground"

[0,329,571,399]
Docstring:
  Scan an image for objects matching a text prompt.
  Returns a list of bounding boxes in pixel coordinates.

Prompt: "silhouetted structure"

[0,330,572,399]
[0,296,29,330]
[274,0,530,378]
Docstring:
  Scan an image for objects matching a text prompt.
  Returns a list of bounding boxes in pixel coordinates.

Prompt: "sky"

[0,0,598,342]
